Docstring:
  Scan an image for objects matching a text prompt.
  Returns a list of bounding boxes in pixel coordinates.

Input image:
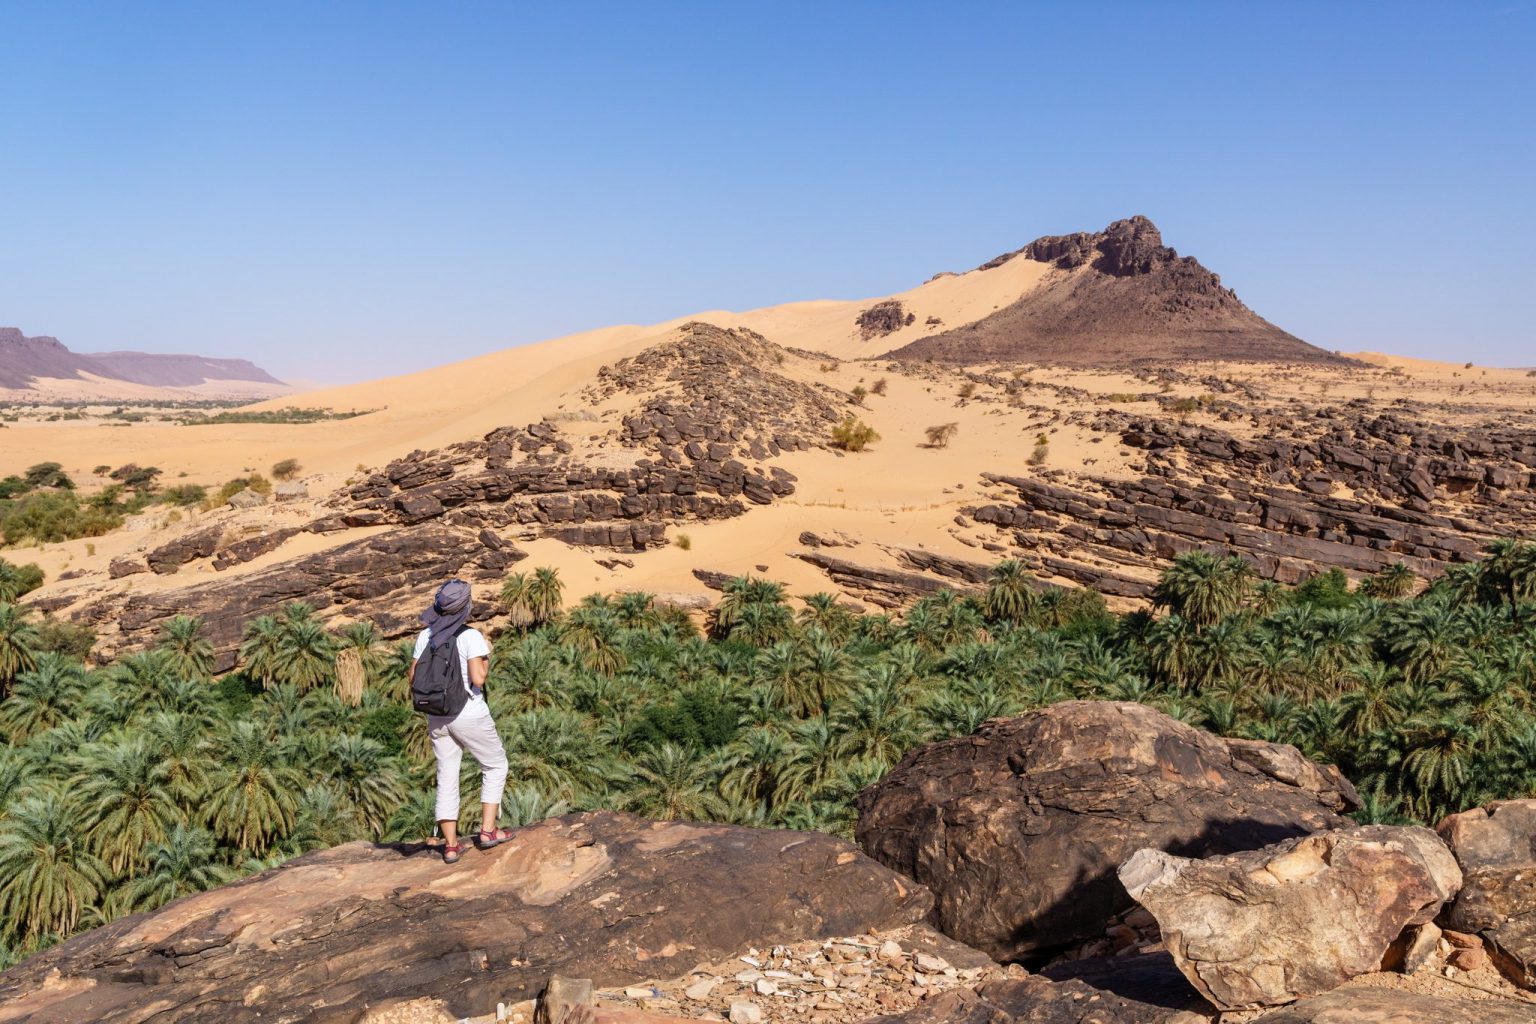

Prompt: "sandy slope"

[0,255,1055,487]
[9,249,1536,635]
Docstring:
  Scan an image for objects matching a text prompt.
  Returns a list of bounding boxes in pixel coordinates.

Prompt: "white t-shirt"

[413,627,492,722]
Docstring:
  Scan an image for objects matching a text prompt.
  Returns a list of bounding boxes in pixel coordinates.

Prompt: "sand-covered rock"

[854,701,1359,960]
[0,812,933,1023]
[1119,825,1462,1010]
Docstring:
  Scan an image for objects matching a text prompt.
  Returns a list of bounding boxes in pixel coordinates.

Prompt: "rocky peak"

[1014,215,1186,278]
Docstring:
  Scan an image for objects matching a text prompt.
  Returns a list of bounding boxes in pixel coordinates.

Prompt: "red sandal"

[442,842,464,864]
[475,826,515,850]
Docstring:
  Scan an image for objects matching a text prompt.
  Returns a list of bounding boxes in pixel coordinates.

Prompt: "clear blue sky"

[3,2,1532,383]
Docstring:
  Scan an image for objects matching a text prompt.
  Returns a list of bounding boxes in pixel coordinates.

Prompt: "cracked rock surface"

[0,812,934,1023]
[854,701,1360,961]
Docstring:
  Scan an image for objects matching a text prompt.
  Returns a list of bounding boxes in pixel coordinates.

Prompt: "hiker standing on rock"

[409,579,514,863]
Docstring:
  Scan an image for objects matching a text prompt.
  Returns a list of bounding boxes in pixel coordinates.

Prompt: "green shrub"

[34,617,96,661]
[159,484,207,507]
[0,559,45,601]
[830,415,880,452]
[24,462,73,490]
[1,491,122,544]
[271,458,302,481]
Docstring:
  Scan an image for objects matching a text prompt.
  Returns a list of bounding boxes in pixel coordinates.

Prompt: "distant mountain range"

[0,328,290,398]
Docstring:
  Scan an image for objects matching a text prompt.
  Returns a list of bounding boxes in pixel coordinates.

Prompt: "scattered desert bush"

[1105,393,1141,403]
[675,533,693,551]
[272,458,302,481]
[159,484,207,507]
[109,464,162,493]
[870,378,888,396]
[957,382,977,400]
[0,491,122,545]
[850,385,867,405]
[925,423,959,449]
[24,463,73,490]
[181,407,372,425]
[830,415,880,452]
[207,474,273,509]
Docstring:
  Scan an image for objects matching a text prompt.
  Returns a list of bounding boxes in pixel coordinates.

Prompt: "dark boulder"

[855,701,1360,961]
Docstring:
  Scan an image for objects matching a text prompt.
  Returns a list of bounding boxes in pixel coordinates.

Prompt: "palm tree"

[321,733,406,837]
[274,605,337,692]
[124,824,233,913]
[0,791,108,942]
[797,594,855,643]
[614,591,659,630]
[0,603,39,697]
[0,653,90,741]
[709,577,786,640]
[756,640,814,715]
[76,739,182,874]
[205,721,302,853]
[831,669,923,768]
[983,560,1038,626]
[527,567,565,626]
[621,743,724,821]
[144,711,215,802]
[240,615,284,688]
[158,615,215,681]
[1152,552,1255,628]
[335,621,387,683]
[729,601,795,649]
[1362,562,1418,600]
[719,727,788,818]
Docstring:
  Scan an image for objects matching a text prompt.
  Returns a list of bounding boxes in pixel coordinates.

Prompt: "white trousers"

[429,705,509,823]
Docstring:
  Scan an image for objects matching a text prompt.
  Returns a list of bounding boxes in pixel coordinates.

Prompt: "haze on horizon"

[2,1,1532,385]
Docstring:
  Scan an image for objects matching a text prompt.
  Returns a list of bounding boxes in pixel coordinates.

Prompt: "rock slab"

[855,701,1360,960]
[1119,825,1462,1010]
[1437,799,1536,987]
[0,811,933,1023]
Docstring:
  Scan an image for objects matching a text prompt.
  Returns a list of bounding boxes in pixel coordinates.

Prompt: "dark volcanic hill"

[890,216,1342,366]
[0,327,286,392]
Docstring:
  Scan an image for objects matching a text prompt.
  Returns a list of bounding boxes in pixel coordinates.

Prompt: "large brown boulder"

[1437,799,1536,987]
[855,701,1360,961]
[0,812,933,1024]
[1118,825,1462,1010]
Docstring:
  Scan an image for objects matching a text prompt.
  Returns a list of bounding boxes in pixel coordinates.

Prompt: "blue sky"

[2,2,1532,382]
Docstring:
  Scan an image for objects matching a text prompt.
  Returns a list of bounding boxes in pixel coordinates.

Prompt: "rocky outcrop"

[1248,987,1536,1023]
[854,701,1359,961]
[856,300,915,340]
[1437,800,1536,987]
[86,523,523,670]
[317,326,827,554]
[1119,825,1462,1010]
[0,812,935,1023]
[894,218,1335,366]
[145,525,224,574]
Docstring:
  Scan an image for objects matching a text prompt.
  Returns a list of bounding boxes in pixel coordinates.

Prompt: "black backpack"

[411,626,471,717]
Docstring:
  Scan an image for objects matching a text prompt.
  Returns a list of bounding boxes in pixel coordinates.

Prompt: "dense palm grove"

[2,541,1536,968]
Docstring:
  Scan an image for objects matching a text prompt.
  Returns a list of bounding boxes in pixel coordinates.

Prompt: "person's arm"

[468,656,489,687]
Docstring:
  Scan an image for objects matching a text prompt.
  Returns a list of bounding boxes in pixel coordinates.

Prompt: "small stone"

[913,954,949,973]
[878,940,903,961]
[685,978,718,1001]
[754,979,778,996]
[622,987,654,999]
[1450,946,1490,972]
[729,1000,763,1024]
